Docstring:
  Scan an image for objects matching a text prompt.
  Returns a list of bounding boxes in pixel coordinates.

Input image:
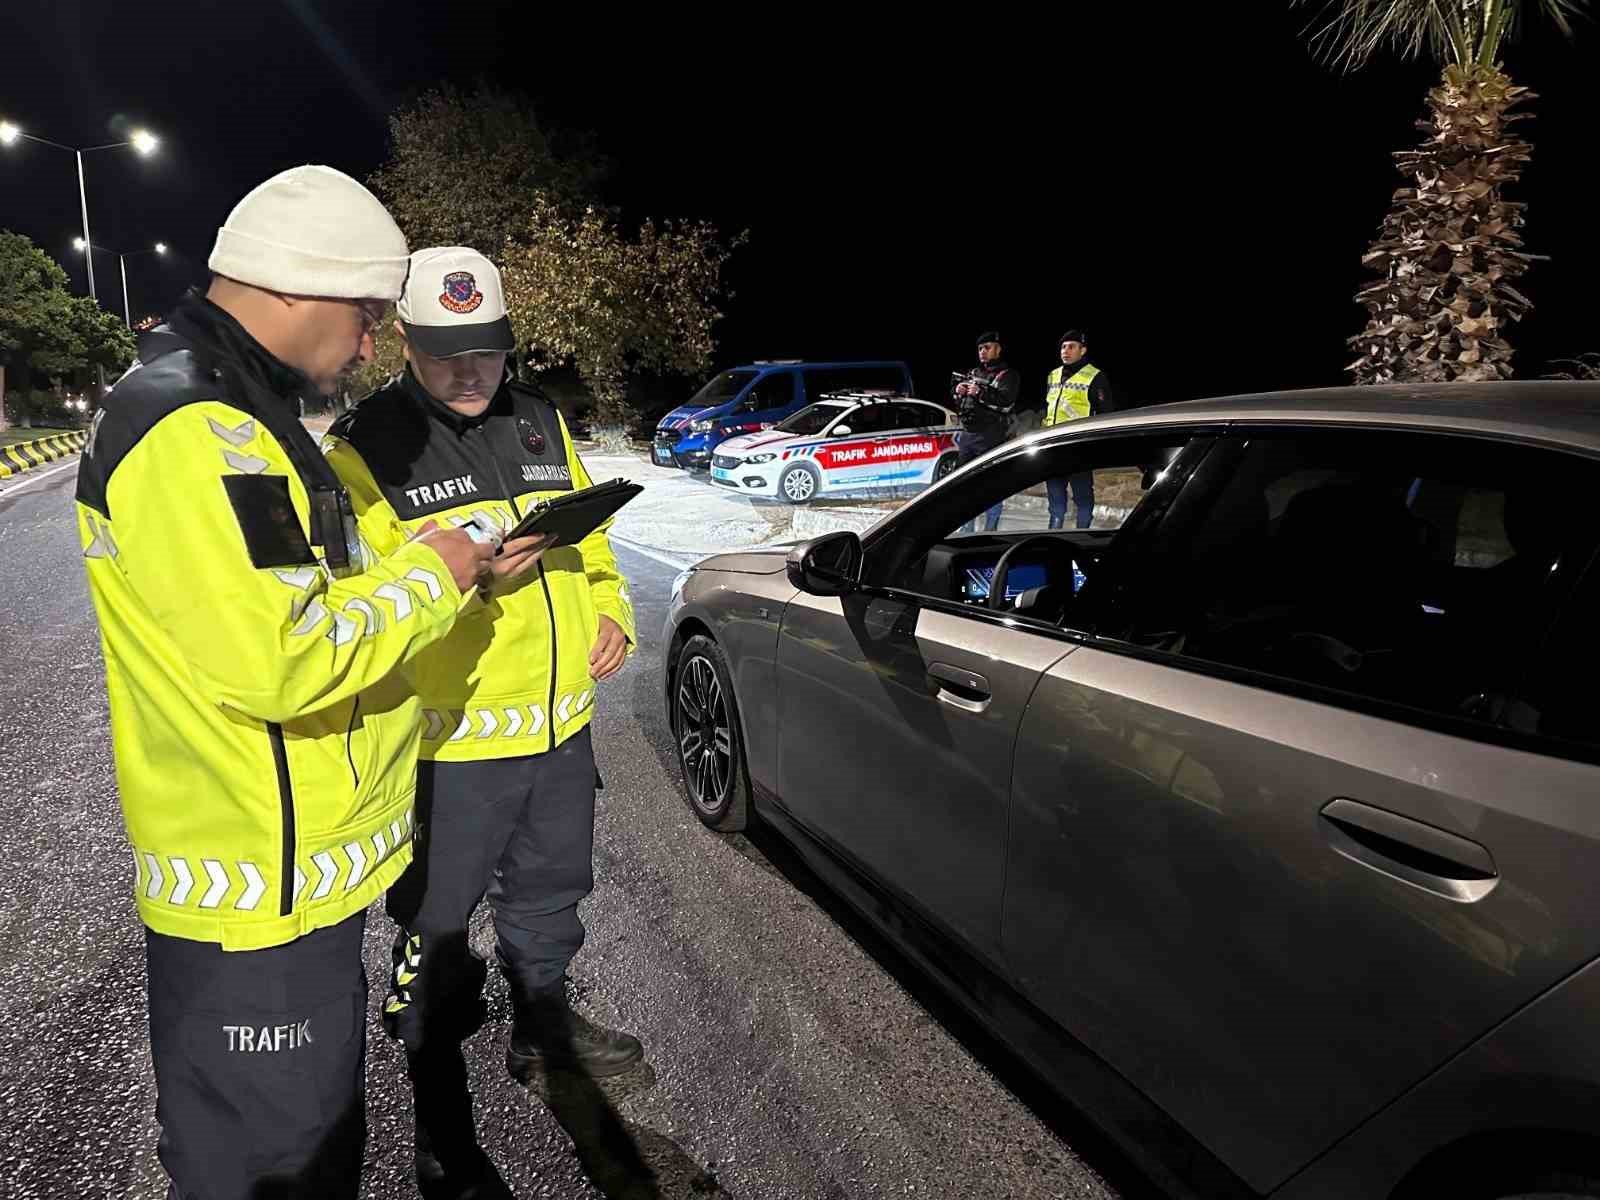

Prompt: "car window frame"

[855,425,1223,642]
[1084,423,1600,766]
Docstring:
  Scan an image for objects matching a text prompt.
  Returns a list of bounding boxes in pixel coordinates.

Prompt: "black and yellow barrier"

[0,430,89,479]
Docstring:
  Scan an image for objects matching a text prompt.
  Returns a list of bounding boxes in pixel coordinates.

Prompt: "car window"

[1499,550,1600,754]
[687,369,758,408]
[740,373,793,412]
[1100,429,1600,731]
[899,402,949,429]
[870,403,919,431]
[776,401,849,436]
[862,433,1198,618]
[932,444,1181,539]
[839,404,898,435]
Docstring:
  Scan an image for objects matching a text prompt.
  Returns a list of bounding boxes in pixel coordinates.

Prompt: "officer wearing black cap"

[1042,329,1115,529]
[952,330,1021,531]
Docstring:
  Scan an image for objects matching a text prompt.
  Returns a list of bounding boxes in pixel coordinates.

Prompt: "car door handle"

[928,662,990,712]
[1319,798,1499,903]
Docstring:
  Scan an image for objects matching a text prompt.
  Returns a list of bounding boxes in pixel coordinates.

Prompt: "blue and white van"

[652,360,913,469]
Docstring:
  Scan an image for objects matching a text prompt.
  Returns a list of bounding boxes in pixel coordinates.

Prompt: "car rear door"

[1000,426,1600,1192]
[869,402,958,488]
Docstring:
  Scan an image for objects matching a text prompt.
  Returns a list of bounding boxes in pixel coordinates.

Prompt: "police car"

[709,393,962,504]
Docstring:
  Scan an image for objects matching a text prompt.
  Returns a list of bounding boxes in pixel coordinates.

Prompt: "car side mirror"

[786,531,862,597]
[832,425,852,437]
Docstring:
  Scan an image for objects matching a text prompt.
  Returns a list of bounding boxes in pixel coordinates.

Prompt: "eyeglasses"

[347,299,388,336]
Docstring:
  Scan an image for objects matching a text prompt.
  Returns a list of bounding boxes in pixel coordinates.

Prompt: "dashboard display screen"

[962,562,1048,601]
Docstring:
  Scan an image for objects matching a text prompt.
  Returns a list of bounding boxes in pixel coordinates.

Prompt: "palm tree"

[1298,1,1588,383]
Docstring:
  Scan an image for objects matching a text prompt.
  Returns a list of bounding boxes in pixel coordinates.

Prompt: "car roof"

[1043,382,1600,455]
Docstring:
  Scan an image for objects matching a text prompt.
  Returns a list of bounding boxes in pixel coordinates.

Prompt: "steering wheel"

[988,534,1081,612]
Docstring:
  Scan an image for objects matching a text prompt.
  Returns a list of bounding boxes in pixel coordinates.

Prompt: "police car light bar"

[752,359,804,365]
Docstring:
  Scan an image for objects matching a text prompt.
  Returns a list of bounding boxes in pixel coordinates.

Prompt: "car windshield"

[776,401,852,436]
[686,369,759,409]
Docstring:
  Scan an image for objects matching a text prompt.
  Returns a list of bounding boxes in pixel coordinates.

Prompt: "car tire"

[933,453,959,482]
[671,634,750,831]
[779,462,820,504]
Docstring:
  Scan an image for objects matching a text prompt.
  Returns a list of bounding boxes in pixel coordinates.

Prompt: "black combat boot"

[506,984,644,1080]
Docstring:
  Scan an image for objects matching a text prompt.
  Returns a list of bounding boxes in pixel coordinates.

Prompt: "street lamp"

[76,238,169,328]
[0,119,160,304]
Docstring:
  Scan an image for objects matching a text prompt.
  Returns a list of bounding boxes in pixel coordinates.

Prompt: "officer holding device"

[324,246,640,1199]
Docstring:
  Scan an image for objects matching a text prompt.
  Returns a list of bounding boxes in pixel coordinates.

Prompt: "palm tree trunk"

[1347,62,1544,384]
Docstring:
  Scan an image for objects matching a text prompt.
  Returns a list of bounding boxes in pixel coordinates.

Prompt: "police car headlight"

[690,420,715,433]
[671,568,695,600]
[746,453,777,464]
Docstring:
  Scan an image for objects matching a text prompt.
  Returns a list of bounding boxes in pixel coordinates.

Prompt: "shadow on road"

[520,1063,732,1199]
[734,813,1168,1200]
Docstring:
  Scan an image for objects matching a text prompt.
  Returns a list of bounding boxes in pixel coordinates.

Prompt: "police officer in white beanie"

[75,166,495,1200]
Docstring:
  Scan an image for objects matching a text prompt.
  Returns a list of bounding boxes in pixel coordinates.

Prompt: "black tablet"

[497,479,643,550]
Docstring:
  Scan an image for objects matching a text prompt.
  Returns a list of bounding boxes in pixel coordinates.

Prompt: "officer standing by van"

[74,166,493,1200]
[952,330,1021,531]
[324,247,641,1199]
[1042,329,1114,529]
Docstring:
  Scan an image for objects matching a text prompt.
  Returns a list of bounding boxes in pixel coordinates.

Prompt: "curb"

[0,430,89,479]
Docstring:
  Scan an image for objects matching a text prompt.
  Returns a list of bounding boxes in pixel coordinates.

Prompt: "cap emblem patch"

[440,271,484,314]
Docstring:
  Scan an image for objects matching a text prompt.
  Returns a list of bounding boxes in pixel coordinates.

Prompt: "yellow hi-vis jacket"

[1042,363,1101,427]
[75,306,464,951]
[322,370,636,763]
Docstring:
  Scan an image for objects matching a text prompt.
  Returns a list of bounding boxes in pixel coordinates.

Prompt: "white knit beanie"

[207,165,411,301]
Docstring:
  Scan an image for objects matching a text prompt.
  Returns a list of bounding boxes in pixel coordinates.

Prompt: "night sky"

[4,2,1595,409]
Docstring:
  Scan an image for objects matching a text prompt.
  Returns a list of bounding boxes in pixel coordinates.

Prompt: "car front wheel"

[779,462,819,504]
[672,634,749,831]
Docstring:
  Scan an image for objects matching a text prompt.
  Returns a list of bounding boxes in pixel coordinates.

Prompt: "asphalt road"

[0,458,1130,1200]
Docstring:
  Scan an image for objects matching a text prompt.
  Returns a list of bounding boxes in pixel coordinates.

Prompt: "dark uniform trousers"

[383,725,598,1057]
[958,425,1009,532]
[146,912,369,1200]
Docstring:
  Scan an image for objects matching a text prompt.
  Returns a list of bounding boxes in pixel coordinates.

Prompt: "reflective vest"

[77,321,462,951]
[323,373,636,763]
[1042,363,1100,427]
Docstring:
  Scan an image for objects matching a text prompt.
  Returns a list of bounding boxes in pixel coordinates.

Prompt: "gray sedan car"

[660,384,1600,1200]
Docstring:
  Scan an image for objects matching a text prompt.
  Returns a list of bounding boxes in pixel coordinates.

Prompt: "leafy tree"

[0,231,134,425]
[367,87,743,433]
[500,195,744,428]
[370,83,609,259]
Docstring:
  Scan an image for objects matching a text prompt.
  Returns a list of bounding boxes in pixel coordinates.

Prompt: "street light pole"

[0,122,159,305]
[1,121,160,416]
[79,240,166,330]
[75,149,97,302]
